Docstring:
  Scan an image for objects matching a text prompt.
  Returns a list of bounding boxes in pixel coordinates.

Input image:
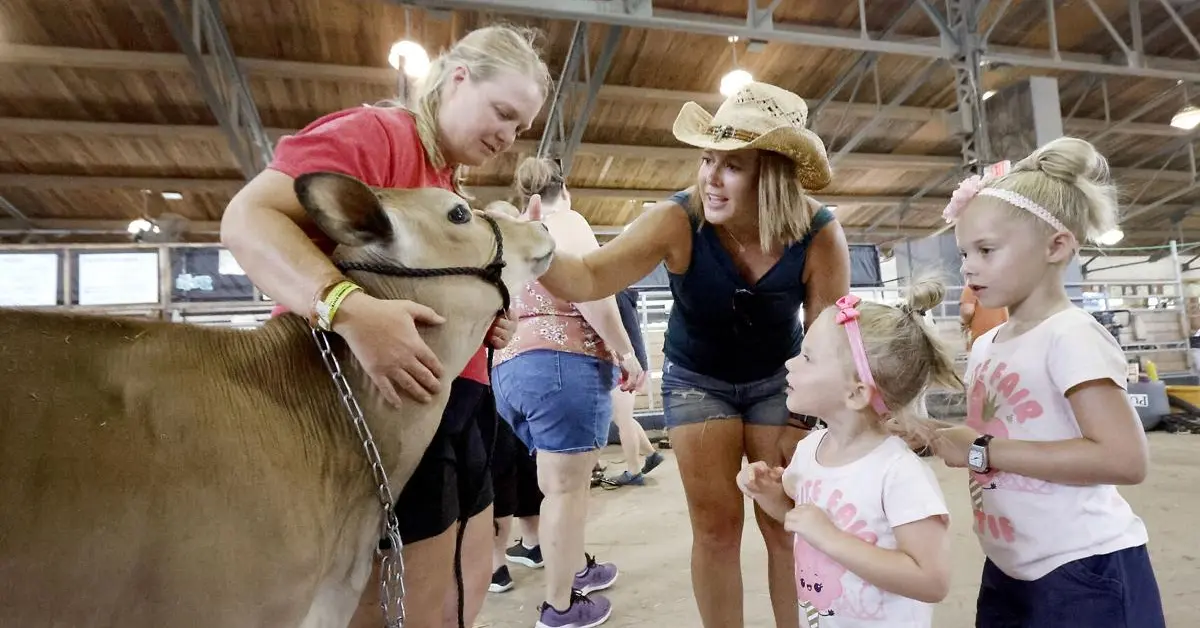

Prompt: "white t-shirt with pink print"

[964,306,1149,581]
[782,429,949,628]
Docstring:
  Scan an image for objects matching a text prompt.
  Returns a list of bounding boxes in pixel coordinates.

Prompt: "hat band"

[706,124,758,142]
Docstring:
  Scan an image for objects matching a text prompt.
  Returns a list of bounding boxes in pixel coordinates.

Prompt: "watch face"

[968,449,984,468]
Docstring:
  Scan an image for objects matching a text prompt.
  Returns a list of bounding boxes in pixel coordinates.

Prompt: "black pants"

[976,545,1165,628]
[389,377,497,544]
[491,415,544,519]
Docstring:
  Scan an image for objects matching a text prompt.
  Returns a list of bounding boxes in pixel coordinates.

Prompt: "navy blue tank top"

[662,190,835,384]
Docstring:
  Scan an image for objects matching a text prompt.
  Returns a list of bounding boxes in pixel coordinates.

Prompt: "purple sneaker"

[536,590,612,628]
[572,554,618,595]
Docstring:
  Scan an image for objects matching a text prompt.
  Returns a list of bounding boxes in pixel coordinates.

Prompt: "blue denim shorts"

[660,359,790,429]
[491,350,619,454]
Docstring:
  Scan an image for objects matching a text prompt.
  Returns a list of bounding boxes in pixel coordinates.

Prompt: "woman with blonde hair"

[219,25,551,628]
[492,156,644,627]
[524,81,852,627]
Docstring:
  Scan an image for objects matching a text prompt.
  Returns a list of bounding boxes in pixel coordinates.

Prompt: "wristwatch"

[967,434,994,473]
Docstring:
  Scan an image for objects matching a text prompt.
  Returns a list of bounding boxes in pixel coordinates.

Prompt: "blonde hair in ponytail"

[513,156,565,206]
[828,275,964,445]
[379,25,551,194]
[981,136,1119,243]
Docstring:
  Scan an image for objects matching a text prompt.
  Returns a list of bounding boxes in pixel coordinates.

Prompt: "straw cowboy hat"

[671,81,832,191]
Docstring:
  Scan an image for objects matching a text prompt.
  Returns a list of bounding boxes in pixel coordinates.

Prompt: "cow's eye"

[447,205,471,224]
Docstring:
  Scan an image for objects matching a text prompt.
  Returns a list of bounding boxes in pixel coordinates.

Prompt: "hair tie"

[834,295,890,416]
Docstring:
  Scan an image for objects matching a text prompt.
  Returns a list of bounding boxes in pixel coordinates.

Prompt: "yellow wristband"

[314,280,362,331]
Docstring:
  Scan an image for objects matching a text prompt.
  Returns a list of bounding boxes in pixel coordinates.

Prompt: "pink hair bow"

[834,295,890,416]
[942,174,987,224]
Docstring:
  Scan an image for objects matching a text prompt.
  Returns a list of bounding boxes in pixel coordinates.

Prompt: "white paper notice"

[0,253,60,306]
[77,252,160,305]
[217,248,246,275]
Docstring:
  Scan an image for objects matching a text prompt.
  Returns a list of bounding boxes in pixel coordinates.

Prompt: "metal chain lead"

[303,212,512,628]
[311,327,406,628]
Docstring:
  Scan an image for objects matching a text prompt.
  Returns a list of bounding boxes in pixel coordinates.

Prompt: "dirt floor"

[476,432,1199,627]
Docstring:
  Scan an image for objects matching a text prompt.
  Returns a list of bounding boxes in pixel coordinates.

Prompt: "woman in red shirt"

[220,26,550,628]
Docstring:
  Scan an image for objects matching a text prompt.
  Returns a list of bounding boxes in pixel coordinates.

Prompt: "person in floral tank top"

[491,157,645,627]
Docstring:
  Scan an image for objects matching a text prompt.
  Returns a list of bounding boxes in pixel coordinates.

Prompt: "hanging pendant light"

[1096,229,1125,246]
[388,8,429,79]
[719,36,753,97]
[389,40,430,78]
[1170,105,1200,131]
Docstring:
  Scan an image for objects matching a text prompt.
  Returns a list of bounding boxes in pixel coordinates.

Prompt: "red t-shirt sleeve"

[266,106,492,386]
[268,107,396,187]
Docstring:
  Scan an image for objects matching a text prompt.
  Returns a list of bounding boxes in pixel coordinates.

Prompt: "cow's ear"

[294,172,394,247]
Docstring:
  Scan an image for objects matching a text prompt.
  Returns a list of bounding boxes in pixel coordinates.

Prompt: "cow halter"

[310,212,510,628]
[334,212,511,314]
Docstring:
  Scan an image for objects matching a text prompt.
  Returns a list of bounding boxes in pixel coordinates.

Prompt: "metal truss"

[537,22,622,176]
[809,0,918,123]
[945,0,989,176]
[829,59,943,167]
[400,0,1200,83]
[0,195,31,230]
[160,0,274,179]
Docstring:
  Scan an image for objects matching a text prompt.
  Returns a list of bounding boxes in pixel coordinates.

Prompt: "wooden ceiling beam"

[0,117,1190,179]
[0,116,960,170]
[0,43,1188,138]
[2,174,1195,217]
[0,173,951,207]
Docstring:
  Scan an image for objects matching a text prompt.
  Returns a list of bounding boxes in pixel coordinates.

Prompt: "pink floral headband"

[834,295,890,417]
[942,174,1070,234]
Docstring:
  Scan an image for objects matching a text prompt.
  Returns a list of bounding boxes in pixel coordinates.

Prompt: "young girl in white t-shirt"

[737,279,962,627]
[932,136,1165,627]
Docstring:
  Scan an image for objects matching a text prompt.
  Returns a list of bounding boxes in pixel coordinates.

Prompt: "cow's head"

[294,171,555,305]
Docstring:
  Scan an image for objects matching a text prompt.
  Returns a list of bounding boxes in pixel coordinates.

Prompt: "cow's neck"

[312,273,499,487]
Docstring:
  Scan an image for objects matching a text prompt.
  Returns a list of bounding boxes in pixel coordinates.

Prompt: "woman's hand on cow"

[487,309,518,349]
[333,292,447,405]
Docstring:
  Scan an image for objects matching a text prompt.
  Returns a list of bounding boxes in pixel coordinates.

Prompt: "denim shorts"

[660,359,790,429]
[976,545,1165,628]
[491,349,619,454]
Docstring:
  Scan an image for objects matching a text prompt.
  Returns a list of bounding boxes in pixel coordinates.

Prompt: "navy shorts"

[491,350,618,454]
[492,416,544,518]
[976,545,1165,628]
[388,377,496,545]
[660,359,789,429]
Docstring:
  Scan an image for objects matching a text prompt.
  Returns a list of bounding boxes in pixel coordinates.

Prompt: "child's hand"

[785,503,838,544]
[931,425,981,468]
[736,461,784,500]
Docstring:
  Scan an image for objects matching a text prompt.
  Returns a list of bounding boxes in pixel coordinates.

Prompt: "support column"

[893,0,987,305]
[986,76,1064,161]
[984,75,1084,293]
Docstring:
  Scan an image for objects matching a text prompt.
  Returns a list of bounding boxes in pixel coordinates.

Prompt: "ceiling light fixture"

[389,40,430,78]
[719,36,753,97]
[1170,105,1200,130]
[126,219,160,235]
[1096,228,1124,246]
